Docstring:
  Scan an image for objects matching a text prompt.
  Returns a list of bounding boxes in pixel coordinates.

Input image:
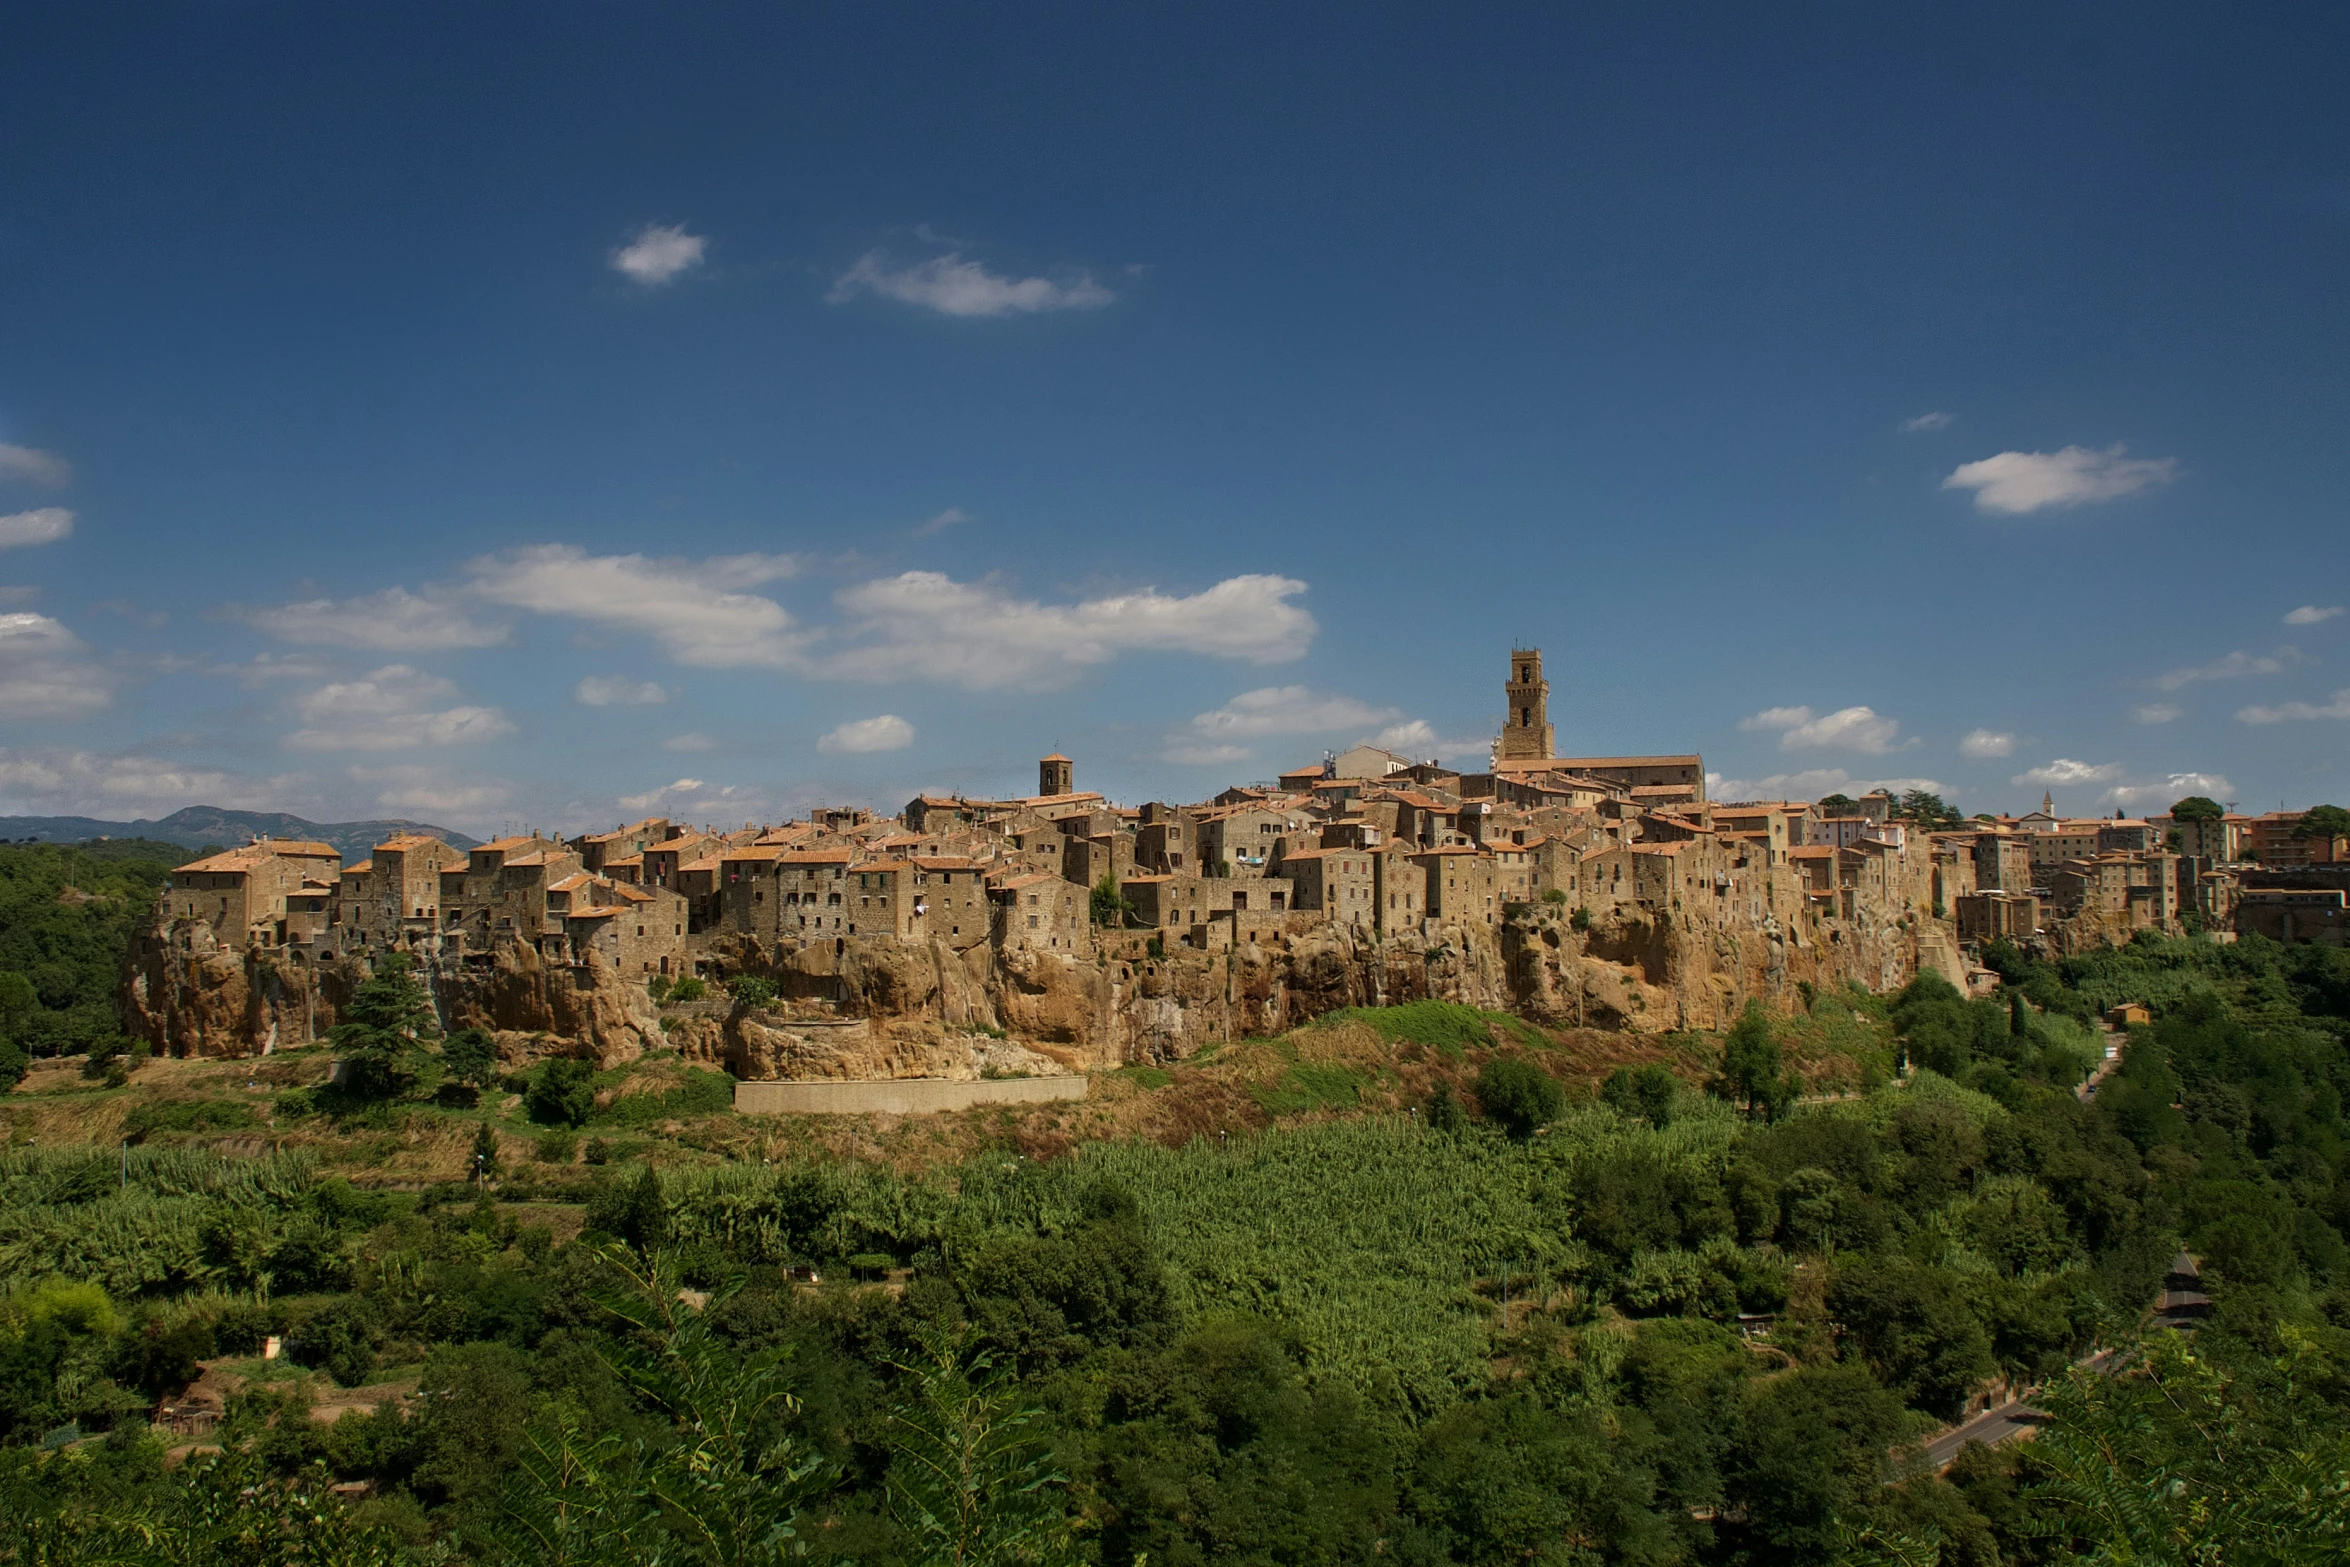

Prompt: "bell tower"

[1039,753,1074,798]
[1498,648,1554,762]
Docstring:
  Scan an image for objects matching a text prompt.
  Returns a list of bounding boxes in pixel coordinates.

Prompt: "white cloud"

[1739,706,1815,732]
[1942,444,2178,514]
[468,545,807,668]
[615,776,767,815]
[2154,648,2295,691]
[821,570,1315,691]
[0,612,109,718]
[346,764,512,821]
[817,714,915,755]
[574,676,669,707]
[661,733,714,752]
[1900,411,1953,432]
[2012,758,2124,787]
[1707,766,1942,803]
[0,446,71,488]
[1162,741,1253,768]
[2285,605,2345,626]
[1186,686,1401,739]
[1367,719,1437,753]
[1777,705,1906,755]
[244,585,507,651]
[913,507,970,536]
[0,508,74,549]
[610,223,708,286]
[0,747,295,818]
[2133,703,2182,724]
[1959,729,2015,759]
[2104,773,2234,812]
[2237,689,2350,724]
[283,665,514,751]
[828,250,1115,317]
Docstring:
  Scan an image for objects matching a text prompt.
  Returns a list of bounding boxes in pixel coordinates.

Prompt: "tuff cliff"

[121,901,1931,1073]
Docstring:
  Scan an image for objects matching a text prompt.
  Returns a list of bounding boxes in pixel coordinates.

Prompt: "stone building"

[166,840,342,950]
[1497,647,1555,761]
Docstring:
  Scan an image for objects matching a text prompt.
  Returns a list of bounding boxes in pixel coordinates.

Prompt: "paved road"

[1921,1399,2047,1469]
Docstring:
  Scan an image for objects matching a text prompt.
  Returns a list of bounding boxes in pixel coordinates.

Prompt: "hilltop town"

[129,648,2349,1081]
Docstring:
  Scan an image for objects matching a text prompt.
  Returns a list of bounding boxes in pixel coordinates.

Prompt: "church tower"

[1039,753,1074,798]
[1498,648,1555,762]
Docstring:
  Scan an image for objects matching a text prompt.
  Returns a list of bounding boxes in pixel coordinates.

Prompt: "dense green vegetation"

[0,840,181,1079]
[1,852,2349,1561]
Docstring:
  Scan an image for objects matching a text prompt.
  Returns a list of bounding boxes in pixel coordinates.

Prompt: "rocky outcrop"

[121,898,1937,1070]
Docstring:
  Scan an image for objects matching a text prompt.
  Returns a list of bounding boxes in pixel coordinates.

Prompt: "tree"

[1717,1001,1790,1120]
[1817,793,1856,815]
[471,1120,503,1182]
[2171,794,2224,822]
[882,1331,1074,1567]
[1088,875,1132,928]
[443,1026,500,1091]
[1898,790,1961,830]
[1601,1063,1677,1127]
[726,975,777,1009]
[1475,1057,1562,1140]
[527,1057,597,1127]
[2293,803,2350,841]
[328,953,435,1100]
[1425,1080,1467,1134]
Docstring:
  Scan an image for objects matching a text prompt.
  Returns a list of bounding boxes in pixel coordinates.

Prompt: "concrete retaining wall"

[733,1075,1089,1116]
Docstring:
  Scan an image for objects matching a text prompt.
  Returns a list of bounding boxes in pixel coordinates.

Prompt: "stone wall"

[734,1076,1089,1115]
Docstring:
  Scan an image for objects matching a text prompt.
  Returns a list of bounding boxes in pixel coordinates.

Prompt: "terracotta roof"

[719,845,789,862]
[781,847,855,864]
[1040,752,1071,762]
[175,848,266,874]
[853,859,914,873]
[1789,846,1837,858]
[567,906,621,921]
[503,853,550,869]
[344,859,372,876]
[607,883,654,903]
[995,871,1058,890]
[476,835,547,853]
[912,856,980,870]
[680,855,723,874]
[602,853,644,870]
[547,873,594,893]
[376,834,448,852]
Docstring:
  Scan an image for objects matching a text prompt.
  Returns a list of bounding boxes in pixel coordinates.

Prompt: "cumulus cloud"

[1900,412,1953,432]
[820,571,1315,691]
[817,714,915,755]
[2286,605,2345,626]
[913,507,970,536]
[283,665,514,751]
[346,764,512,821]
[2104,773,2235,812]
[2134,703,2183,724]
[1959,729,2015,759]
[2012,758,2124,787]
[1942,444,2178,514]
[243,586,507,651]
[1185,686,1402,739]
[615,776,767,815]
[0,446,70,488]
[2154,648,2296,691]
[2237,690,2350,724]
[1743,704,1907,754]
[0,612,109,718]
[1707,766,1942,803]
[610,223,708,286]
[0,747,293,818]
[828,250,1115,317]
[0,508,74,549]
[468,545,806,668]
[1739,706,1816,732]
[1367,719,1438,753]
[574,676,668,707]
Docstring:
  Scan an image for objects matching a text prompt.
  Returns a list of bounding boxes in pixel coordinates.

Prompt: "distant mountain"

[0,806,480,862]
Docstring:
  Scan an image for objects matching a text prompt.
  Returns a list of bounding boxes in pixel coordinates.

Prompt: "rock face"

[122,899,1931,1072]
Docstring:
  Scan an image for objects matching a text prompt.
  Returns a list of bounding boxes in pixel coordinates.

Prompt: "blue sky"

[1,4,2345,835]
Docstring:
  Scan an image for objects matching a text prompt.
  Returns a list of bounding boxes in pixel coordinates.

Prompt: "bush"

[534,1128,579,1164]
[1601,1063,1678,1127]
[441,1027,499,1090]
[647,973,671,1003]
[664,976,707,1003]
[1476,1057,1563,1139]
[524,1058,596,1127]
[727,976,777,1009]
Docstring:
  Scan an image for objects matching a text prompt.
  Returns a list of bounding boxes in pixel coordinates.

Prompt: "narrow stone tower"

[1039,753,1074,797]
[1498,648,1555,762]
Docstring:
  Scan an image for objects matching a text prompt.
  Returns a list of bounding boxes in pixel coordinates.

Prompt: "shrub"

[1475,1057,1563,1139]
[727,976,778,1009]
[525,1058,596,1127]
[647,973,671,1003]
[534,1128,579,1164]
[1601,1063,1678,1128]
[665,976,707,1003]
[441,1027,499,1090]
